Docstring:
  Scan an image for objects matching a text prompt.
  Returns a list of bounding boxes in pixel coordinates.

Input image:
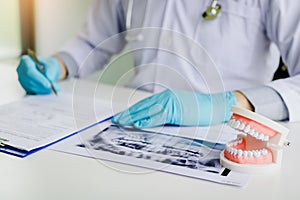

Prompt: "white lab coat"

[58,0,300,121]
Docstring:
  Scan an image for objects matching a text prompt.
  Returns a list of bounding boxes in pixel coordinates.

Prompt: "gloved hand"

[17,55,61,94]
[112,89,237,128]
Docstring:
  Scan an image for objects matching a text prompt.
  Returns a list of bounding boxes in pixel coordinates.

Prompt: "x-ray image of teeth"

[79,125,225,173]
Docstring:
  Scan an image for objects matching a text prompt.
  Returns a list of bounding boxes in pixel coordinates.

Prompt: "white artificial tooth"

[226,145,230,152]
[258,133,265,140]
[230,148,234,154]
[253,151,260,158]
[253,132,259,138]
[262,149,268,155]
[229,119,236,127]
[244,125,251,133]
[227,147,231,153]
[257,151,262,157]
[238,123,246,130]
[238,138,243,144]
[256,150,262,157]
[243,151,249,157]
[234,120,241,129]
[231,119,236,126]
[237,150,243,157]
[263,135,269,141]
[228,147,232,152]
[249,129,255,136]
[248,151,253,157]
[233,149,238,155]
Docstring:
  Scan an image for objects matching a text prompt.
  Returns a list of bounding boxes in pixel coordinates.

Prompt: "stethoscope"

[125,0,221,41]
[202,0,222,21]
[125,0,151,41]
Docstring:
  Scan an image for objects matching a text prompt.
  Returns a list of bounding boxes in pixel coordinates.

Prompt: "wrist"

[54,56,68,80]
[233,91,254,111]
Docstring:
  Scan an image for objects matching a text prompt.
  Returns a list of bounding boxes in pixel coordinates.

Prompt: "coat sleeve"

[56,0,127,77]
[264,0,300,121]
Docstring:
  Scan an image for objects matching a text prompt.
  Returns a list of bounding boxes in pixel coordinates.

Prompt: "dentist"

[17,0,300,128]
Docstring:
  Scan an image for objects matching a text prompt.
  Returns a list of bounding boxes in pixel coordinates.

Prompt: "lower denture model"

[220,106,290,173]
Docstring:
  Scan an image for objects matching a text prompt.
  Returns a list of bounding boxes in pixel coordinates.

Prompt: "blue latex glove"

[112,89,237,128]
[17,55,61,94]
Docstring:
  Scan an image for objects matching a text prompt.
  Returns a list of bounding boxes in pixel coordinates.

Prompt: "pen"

[27,49,58,95]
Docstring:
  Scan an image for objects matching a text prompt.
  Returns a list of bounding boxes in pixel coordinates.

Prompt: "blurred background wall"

[0,0,21,60]
[35,0,91,56]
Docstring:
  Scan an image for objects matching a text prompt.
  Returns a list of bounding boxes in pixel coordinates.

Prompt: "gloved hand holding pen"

[17,55,63,95]
[112,89,238,128]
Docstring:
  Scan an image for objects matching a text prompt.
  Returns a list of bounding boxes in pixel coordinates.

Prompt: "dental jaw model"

[220,106,290,173]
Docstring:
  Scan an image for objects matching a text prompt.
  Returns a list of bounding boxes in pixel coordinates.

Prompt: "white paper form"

[51,122,251,187]
[0,93,114,152]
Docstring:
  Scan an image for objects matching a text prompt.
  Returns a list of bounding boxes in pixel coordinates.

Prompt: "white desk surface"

[1,63,300,200]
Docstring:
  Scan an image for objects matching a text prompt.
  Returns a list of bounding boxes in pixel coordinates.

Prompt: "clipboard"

[0,93,114,158]
[0,118,112,158]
